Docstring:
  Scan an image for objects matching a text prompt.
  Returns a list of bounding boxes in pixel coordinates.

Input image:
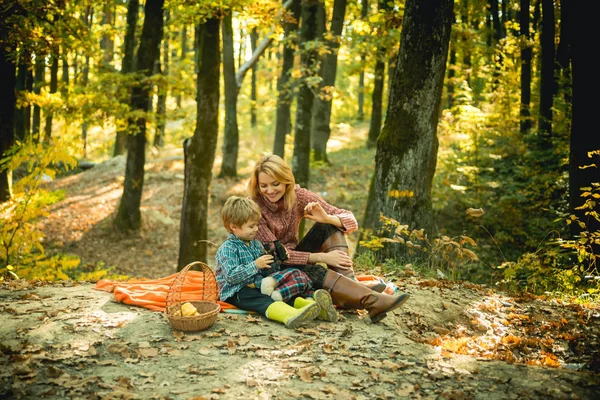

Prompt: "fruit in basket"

[180,302,198,317]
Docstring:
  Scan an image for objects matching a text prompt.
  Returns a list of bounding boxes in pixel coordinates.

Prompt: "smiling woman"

[247,154,410,323]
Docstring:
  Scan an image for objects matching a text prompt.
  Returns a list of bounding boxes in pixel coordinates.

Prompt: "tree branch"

[235,0,294,88]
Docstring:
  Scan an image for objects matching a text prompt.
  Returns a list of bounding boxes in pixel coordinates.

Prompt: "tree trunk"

[366,0,392,149]
[62,47,69,88]
[154,9,169,148]
[569,1,599,242]
[219,13,239,178]
[357,0,369,121]
[519,0,532,135]
[114,0,139,157]
[176,25,188,108]
[0,24,17,202]
[366,59,385,149]
[14,51,31,141]
[81,6,93,157]
[538,0,555,145]
[44,51,58,142]
[356,173,378,255]
[488,0,504,42]
[273,0,301,158]
[24,55,33,139]
[372,0,454,258]
[115,0,164,232]
[235,0,294,88]
[178,18,221,268]
[101,1,115,67]
[488,0,505,90]
[250,27,258,128]
[292,0,319,189]
[32,54,44,141]
[446,46,456,109]
[556,0,572,71]
[387,48,398,101]
[461,0,471,88]
[312,0,347,163]
[357,59,366,120]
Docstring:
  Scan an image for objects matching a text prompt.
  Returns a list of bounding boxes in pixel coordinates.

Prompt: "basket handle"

[166,261,211,310]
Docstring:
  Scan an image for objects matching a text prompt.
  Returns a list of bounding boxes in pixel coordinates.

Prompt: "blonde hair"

[248,154,296,210]
[221,196,262,232]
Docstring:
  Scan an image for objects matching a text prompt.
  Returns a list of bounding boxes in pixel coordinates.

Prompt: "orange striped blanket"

[93,273,395,312]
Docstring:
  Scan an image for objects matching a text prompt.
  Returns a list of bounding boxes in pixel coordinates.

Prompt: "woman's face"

[258,172,286,203]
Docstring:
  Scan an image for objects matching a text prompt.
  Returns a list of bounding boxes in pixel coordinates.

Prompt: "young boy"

[215,196,337,328]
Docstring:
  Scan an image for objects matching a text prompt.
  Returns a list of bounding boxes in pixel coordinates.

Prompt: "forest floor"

[1,125,600,399]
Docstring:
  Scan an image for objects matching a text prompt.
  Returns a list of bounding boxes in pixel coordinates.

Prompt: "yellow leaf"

[465,207,485,218]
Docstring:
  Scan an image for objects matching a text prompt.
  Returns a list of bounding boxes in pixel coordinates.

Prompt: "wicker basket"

[165,261,220,332]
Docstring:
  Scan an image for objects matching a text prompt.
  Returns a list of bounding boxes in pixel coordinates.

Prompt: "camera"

[264,240,289,263]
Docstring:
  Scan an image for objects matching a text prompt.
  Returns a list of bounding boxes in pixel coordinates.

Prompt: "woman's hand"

[255,255,274,269]
[304,202,331,224]
[318,251,353,270]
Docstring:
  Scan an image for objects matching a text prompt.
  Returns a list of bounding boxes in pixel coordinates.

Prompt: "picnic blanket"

[93,273,397,313]
[93,271,236,312]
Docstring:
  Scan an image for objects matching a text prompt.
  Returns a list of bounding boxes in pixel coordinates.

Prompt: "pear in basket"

[181,302,198,317]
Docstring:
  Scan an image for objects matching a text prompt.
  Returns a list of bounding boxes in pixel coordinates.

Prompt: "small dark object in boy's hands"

[264,240,289,263]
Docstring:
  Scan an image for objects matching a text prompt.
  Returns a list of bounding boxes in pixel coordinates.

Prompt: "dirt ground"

[1,277,600,399]
[2,139,600,399]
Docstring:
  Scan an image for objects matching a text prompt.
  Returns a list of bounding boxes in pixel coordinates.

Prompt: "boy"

[215,196,337,328]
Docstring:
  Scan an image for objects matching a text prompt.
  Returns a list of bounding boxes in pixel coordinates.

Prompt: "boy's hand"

[256,255,275,269]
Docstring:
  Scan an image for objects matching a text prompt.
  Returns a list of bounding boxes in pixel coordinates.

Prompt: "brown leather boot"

[323,270,409,323]
[321,231,387,293]
[320,231,357,279]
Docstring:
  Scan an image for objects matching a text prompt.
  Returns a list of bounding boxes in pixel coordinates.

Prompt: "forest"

[2,0,600,398]
[0,0,595,301]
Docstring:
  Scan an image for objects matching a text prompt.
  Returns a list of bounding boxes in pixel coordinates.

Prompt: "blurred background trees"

[1,0,596,300]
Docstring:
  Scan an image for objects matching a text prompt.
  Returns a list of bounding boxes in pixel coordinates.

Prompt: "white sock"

[271,290,283,301]
[261,277,277,296]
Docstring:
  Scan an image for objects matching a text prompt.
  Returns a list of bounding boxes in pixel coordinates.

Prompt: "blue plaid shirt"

[215,234,266,301]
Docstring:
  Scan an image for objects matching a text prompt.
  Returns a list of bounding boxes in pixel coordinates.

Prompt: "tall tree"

[44,51,59,141]
[219,12,239,178]
[113,0,139,157]
[101,0,115,68]
[446,45,457,109]
[250,27,258,127]
[14,51,31,141]
[357,0,369,121]
[366,0,395,149]
[568,2,598,239]
[273,0,301,157]
[292,0,320,189]
[43,0,65,142]
[366,58,385,148]
[154,9,169,148]
[221,0,295,174]
[80,6,93,156]
[519,0,532,134]
[178,18,221,268]
[311,0,348,163]
[114,0,164,231]
[31,54,45,140]
[176,25,188,108]
[0,2,18,202]
[371,0,454,254]
[538,0,555,144]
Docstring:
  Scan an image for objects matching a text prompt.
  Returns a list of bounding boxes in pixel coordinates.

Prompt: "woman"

[248,154,409,323]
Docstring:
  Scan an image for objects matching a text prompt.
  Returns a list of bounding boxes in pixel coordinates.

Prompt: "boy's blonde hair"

[248,154,296,210]
[221,196,262,232]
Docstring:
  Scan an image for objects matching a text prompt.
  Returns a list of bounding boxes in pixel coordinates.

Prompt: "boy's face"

[230,219,260,242]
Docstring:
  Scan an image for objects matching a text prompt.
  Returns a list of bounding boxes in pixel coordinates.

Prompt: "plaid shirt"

[215,233,265,301]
